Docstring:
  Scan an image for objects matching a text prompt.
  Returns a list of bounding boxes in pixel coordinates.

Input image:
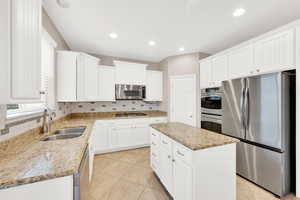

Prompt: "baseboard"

[94,144,150,155]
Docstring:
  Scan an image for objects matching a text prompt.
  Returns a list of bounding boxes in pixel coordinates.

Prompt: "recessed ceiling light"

[179,47,185,52]
[233,8,246,17]
[109,32,118,39]
[148,41,156,46]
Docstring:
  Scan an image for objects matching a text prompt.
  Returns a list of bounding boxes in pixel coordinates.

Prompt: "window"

[7,29,57,117]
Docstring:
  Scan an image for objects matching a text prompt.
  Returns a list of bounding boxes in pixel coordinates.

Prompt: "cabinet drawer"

[151,117,167,124]
[160,134,172,151]
[150,128,160,140]
[151,155,159,173]
[173,142,192,165]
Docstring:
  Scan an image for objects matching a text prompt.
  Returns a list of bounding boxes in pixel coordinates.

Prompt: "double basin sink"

[40,126,86,141]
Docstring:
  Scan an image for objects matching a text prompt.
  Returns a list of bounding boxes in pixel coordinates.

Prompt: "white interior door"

[170,74,196,127]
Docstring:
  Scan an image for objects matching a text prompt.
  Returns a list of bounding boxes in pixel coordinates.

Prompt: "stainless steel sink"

[40,126,86,141]
[53,127,86,135]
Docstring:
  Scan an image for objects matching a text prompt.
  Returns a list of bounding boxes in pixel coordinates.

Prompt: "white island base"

[150,127,237,200]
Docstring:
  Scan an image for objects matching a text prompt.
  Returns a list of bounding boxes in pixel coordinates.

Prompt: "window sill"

[6,109,45,124]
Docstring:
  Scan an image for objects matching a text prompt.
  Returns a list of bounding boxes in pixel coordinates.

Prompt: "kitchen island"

[150,122,239,200]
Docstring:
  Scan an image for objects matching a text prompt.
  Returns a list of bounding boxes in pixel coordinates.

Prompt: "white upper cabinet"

[211,55,228,87]
[200,59,212,89]
[77,54,99,101]
[228,45,254,79]
[0,0,42,103]
[97,66,116,101]
[254,29,295,74]
[114,61,147,85]
[145,70,163,101]
[57,51,100,102]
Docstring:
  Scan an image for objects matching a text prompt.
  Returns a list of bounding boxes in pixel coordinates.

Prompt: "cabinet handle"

[168,155,171,159]
[162,140,168,145]
[256,69,260,72]
[152,153,157,157]
[177,150,185,157]
[152,133,157,136]
[151,142,156,146]
[172,159,175,163]
[39,91,46,95]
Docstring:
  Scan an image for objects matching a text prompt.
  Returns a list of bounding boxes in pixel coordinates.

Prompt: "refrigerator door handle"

[244,79,250,131]
[240,80,246,130]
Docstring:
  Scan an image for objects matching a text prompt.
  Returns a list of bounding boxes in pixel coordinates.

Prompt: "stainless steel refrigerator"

[222,71,295,196]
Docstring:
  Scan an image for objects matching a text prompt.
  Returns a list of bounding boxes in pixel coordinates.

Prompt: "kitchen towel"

[0,105,6,130]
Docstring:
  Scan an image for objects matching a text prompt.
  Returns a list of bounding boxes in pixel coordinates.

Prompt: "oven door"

[201,113,222,133]
[201,95,222,115]
[115,84,145,100]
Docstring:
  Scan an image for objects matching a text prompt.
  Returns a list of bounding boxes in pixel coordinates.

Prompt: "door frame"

[169,74,197,126]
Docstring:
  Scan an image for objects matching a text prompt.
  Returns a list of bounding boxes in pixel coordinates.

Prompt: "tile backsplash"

[70,101,160,113]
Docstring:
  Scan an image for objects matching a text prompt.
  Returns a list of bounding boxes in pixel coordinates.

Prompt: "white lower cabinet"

[91,117,167,154]
[150,128,236,200]
[159,147,173,195]
[173,155,192,200]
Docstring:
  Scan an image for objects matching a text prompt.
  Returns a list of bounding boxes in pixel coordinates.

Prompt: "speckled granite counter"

[0,110,167,189]
[150,122,239,150]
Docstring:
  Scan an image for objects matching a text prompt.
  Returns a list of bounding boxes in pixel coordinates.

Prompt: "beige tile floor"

[89,147,299,200]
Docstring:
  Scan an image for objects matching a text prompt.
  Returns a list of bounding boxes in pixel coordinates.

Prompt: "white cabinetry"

[97,66,116,101]
[77,54,99,101]
[200,55,228,89]
[57,51,100,102]
[145,70,163,101]
[254,29,295,74]
[211,55,228,86]
[0,0,42,103]
[150,128,236,200]
[228,45,254,79]
[114,61,147,85]
[0,176,73,200]
[200,60,212,89]
[92,117,167,154]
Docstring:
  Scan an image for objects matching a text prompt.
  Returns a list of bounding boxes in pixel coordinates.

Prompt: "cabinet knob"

[168,155,171,159]
[256,69,260,72]
[40,91,46,95]
[172,159,175,162]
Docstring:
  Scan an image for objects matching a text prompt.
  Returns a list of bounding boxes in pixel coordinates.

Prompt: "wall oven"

[115,84,145,100]
[201,87,222,133]
[201,113,222,133]
[201,87,222,115]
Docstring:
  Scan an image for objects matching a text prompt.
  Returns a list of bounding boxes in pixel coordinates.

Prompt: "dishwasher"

[74,146,90,200]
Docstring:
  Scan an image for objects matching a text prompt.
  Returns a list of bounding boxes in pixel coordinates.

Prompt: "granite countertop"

[151,122,239,150]
[0,110,167,189]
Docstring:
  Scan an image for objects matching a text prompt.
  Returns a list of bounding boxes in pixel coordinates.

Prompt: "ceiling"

[44,0,300,62]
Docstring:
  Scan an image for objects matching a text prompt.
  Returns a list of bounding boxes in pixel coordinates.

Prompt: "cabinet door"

[111,125,133,148]
[133,123,150,145]
[98,66,116,101]
[200,60,212,89]
[228,45,254,79]
[115,61,147,85]
[11,0,42,101]
[145,71,163,101]
[159,147,173,194]
[254,29,295,73]
[212,55,228,87]
[173,156,193,200]
[92,123,109,152]
[77,54,99,101]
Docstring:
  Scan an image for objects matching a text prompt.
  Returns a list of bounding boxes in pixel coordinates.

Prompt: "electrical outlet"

[1,128,9,135]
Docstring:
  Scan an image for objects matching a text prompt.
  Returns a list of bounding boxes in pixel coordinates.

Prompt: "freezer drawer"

[237,142,290,196]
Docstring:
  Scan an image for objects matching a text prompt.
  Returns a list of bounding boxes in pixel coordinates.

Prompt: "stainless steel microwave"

[115,84,145,100]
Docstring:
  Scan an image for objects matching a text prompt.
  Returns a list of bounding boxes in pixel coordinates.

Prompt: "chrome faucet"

[42,108,57,134]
